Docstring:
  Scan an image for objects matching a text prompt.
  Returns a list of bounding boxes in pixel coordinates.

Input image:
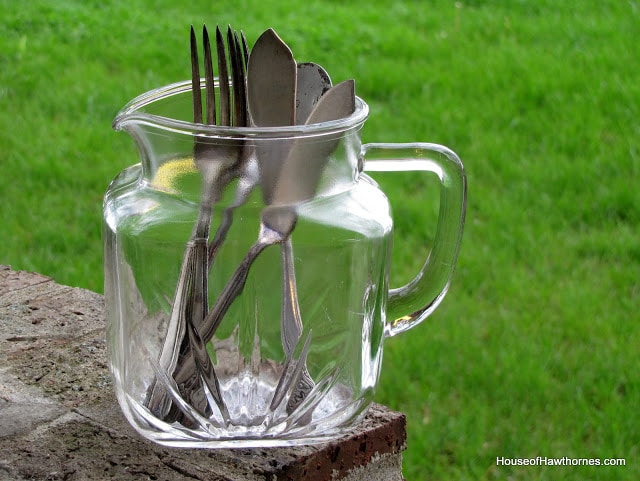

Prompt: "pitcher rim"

[113,79,369,138]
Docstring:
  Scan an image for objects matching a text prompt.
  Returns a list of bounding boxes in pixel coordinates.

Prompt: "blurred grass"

[1,0,639,479]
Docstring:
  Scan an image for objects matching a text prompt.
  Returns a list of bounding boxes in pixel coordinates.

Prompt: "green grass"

[1,0,639,479]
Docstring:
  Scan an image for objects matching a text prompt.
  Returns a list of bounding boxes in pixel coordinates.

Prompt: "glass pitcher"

[104,79,466,447]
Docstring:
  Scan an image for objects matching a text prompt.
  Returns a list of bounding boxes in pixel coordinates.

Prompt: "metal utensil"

[171,79,357,357]
[296,62,332,124]
[281,60,332,412]
[245,28,317,414]
[189,79,357,415]
[264,79,356,207]
[146,26,355,423]
[146,24,249,423]
[169,27,299,374]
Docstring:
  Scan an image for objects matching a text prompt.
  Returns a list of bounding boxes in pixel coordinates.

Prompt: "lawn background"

[1,1,638,479]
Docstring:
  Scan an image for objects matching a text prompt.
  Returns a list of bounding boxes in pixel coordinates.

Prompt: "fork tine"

[241,31,249,66]
[203,25,216,125]
[190,25,203,124]
[227,27,239,125]
[216,25,230,126]
[235,30,248,127]
[240,32,250,127]
[229,28,247,127]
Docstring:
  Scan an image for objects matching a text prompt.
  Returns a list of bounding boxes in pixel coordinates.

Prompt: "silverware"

[282,60,332,412]
[147,24,249,423]
[170,71,355,420]
[246,29,316,414]
[146,26,356,425]
[189,78,357,414]
[264,79,356,207]
[296,62,332,124]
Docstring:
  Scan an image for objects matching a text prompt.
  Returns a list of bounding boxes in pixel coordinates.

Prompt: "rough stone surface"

[0,266,406,480]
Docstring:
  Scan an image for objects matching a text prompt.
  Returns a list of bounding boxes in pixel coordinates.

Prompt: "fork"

[146,24,249,423]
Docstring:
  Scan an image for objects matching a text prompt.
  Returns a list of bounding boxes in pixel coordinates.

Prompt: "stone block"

[0,266,405,480]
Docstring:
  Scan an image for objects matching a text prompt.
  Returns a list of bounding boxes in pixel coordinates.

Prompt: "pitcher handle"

[362,142,467,337]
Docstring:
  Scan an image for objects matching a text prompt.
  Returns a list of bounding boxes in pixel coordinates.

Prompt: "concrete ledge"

[0,266,405,480]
